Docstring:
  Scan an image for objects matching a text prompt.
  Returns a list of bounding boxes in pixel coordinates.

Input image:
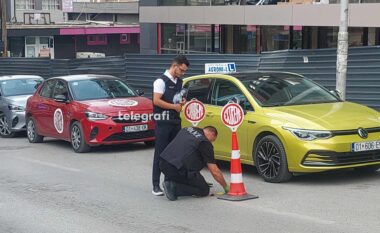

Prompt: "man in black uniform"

[159,126,229,201]
[151,55,190,196]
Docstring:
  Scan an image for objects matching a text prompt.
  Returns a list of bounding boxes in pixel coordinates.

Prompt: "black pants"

[159,159,210,197]
[152,122,181,187]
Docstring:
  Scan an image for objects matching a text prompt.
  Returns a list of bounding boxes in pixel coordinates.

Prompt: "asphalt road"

[1,135,379,233]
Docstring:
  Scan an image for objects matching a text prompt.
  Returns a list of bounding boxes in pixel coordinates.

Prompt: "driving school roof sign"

[205,63,236,74]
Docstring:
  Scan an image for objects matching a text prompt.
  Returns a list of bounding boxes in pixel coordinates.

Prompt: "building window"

[120,34,130,44]
[161,24,219,54]
[42,0,61,10]
[87,35,108,46]
[261,26,289,52]
[16,0,35,10]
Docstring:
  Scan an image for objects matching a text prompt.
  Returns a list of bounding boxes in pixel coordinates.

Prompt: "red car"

[25,75,155,153]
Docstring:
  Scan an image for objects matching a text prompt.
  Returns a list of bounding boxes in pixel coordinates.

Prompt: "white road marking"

[254,205,335,225]
[7,156,81,173]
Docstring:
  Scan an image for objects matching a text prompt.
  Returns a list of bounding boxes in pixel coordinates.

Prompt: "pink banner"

[60,26,140,35]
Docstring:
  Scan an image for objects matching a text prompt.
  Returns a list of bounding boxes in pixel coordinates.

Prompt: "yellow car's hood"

[263,102,380,130]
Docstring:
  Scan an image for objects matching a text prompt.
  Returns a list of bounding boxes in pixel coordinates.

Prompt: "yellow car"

[181,72,380,182]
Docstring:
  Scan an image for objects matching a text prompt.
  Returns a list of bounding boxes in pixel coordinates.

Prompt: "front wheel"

[253,135,292,183]
[71,122,90,153]
[26,117,44,143]
[0,113,16,138]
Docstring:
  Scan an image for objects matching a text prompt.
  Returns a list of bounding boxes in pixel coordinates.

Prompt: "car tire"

[144,140,155,147]
[353,165,380,173]
[0,113,16,138]
[253,135,292,183]
[26,117,44,143]
[70,122,91,153]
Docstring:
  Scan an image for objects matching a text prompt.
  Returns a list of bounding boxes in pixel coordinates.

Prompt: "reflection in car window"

[69,79,136,101]
[240,74,339,107]
[53,80,69,99]
[212,79,253,111]
[40,80,56,98]
[0,79,42,97]
[184,79,212,104]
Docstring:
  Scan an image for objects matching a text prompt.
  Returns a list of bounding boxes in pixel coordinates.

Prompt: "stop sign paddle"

[221,101,244,132]
[184,99,205,127]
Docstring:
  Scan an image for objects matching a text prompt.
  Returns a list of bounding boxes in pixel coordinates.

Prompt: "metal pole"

[1,0,7,57]
[336,0,349,100]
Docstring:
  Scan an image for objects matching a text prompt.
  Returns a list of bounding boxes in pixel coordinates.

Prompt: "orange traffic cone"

[218,132,258,201]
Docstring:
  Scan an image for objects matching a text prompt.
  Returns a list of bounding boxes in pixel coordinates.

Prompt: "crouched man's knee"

[198,183,210,197]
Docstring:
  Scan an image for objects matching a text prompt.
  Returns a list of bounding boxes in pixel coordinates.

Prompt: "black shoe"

[163,181,177,201]
[152,186,164,196]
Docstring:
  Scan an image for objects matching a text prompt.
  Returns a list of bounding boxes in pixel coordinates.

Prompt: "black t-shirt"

[198,141,216,165]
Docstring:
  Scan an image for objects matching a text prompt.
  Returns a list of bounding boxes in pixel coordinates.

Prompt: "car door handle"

[206,112,214,117]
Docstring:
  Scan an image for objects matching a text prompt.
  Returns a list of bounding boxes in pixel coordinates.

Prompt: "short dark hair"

[173,55,190,67]
[204,126,218,137]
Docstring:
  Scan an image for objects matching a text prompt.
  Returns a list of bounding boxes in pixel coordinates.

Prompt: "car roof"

[184,71,304,81]
[232,71,304,79]
[0,75,43,81]
[47,74,119,82]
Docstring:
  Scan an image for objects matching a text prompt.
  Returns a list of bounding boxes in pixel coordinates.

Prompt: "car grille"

[331,127,380,136]
[302,150,380,166]
[111,116,144,124]
[103,130,155,142]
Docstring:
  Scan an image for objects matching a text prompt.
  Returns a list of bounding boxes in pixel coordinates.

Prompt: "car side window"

[183,78,213,104]
[212,79,254,111]
[52,80,69,99]
[39,80,56,98]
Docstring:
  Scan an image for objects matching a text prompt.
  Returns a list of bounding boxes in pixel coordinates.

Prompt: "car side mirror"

[330,89,342,100]
[34,82,43,90]
[54,94,69,103]
[136,89,144,96]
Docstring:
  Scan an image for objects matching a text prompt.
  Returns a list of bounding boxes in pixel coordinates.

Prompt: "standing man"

[151,55,190,196]
[159,126,229,201]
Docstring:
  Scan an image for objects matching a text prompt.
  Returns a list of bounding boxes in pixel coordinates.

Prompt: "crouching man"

[159,126,229,201]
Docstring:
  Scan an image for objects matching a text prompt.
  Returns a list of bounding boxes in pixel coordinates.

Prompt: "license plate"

[352,140,380,152]
[123,124,148,133]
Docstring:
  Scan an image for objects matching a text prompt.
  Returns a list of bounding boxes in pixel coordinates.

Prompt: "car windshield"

[69,78,136,101]
[0,78,42,97]
[240,73,340,107]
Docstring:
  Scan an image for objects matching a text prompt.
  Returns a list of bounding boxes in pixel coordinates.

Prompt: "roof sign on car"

[205,63,236,74]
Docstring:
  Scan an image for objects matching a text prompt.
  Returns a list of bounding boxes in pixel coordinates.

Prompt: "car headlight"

[85,112,108,121]
[283,127,332,141]
[8,104,25,112]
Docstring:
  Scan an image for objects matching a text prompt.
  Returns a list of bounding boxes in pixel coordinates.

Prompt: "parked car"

[25,75,155,153]
[181,72,380,182]
[0,75,43,138]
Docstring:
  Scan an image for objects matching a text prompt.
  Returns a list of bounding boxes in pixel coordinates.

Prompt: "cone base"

[217,193,259,201]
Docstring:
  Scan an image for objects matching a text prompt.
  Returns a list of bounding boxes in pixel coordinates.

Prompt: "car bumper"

[284,131,380,172]
[6,110,27,132]
[80,118,155,146]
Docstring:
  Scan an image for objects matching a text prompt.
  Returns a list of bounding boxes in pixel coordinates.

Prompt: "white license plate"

[123,124,148,133]
[352,140,380,152]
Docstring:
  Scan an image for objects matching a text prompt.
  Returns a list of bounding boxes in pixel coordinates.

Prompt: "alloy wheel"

[71,125,81,150]
[256,141,281,180]
[27,119,36,141]
[0,115,11,136]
